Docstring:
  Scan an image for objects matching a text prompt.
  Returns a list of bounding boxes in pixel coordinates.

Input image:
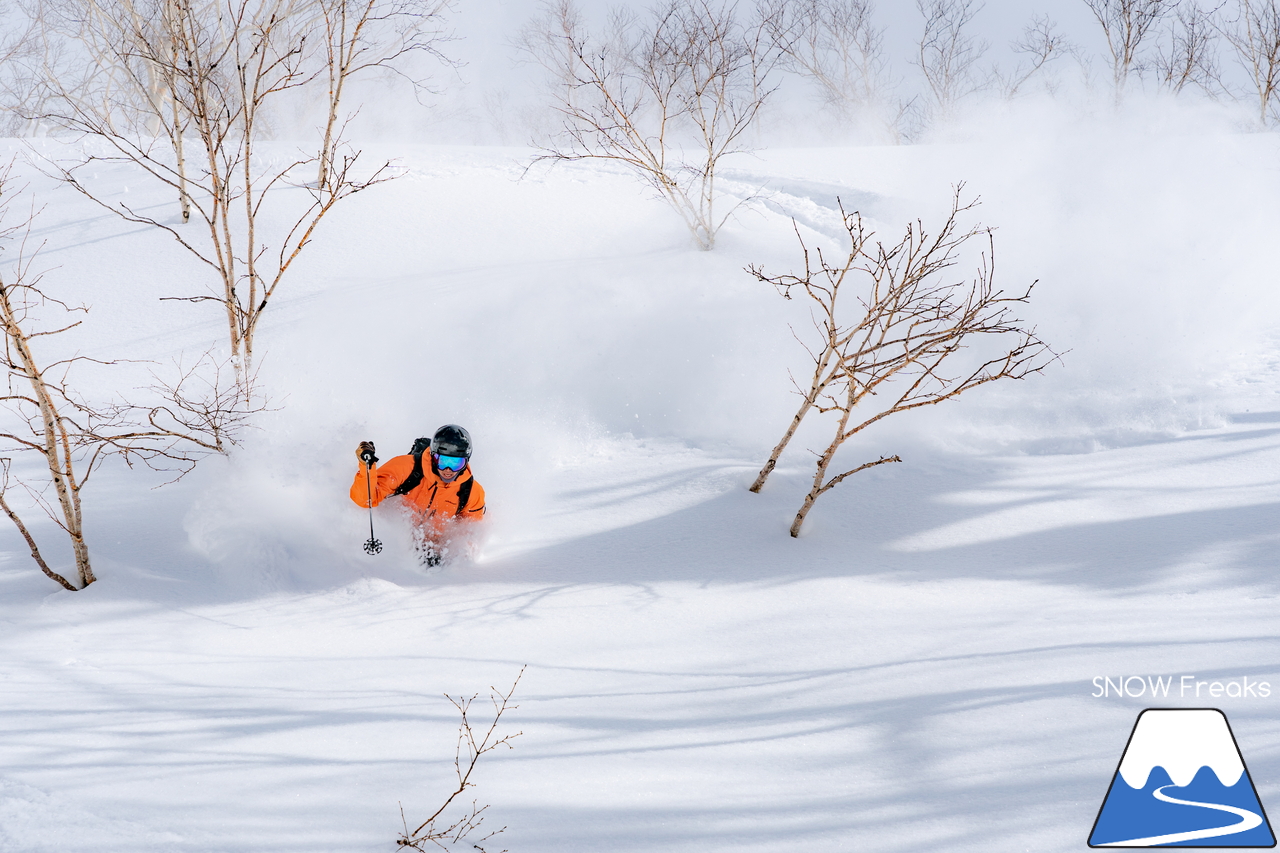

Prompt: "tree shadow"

[474,415,1280,594]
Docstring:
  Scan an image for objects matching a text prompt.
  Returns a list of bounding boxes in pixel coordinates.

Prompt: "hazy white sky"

[401,0,1244,145]
[4,0,1252,144]
[445,0,1108,90]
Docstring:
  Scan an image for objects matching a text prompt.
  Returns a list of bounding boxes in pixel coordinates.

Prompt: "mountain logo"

[1089,708,1276,847]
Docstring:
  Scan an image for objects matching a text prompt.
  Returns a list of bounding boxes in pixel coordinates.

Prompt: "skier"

[351,424,486,565]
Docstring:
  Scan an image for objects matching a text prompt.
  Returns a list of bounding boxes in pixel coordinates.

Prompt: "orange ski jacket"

[350,454,486,520]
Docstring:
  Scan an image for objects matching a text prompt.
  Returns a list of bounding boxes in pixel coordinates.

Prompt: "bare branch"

[915,0,990,121]
[1220,0,1280,125]
[314,0,454,189]
[0,167,262,589]
[1000,15,1075,98]
[397,667,524,852]
[1155,1,1225,95]
[28,0,404,402]
[520,0,786,249]
[765,0,909,139]
[747,188,1059,536]
[0,459,76,590]
[1083,0,1175,97]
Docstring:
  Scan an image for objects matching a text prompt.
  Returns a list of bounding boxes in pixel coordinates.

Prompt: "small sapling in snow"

[397,667,524,852]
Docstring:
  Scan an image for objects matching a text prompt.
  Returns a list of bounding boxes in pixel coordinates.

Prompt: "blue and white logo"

[1089,708,1275,847]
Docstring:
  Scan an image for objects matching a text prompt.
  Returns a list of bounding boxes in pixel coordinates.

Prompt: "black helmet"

[432,424,472,458]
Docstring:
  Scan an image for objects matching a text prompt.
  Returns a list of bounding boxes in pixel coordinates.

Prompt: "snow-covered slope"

[1,107,1279,853]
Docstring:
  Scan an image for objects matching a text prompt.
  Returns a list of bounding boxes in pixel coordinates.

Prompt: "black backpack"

[391,437,472,516]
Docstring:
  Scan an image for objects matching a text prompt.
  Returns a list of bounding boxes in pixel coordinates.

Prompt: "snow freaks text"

[1092,676,1272,699]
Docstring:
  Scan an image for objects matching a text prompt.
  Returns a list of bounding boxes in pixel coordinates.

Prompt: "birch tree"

[916,0,989,120]
[29,0,203,218]
[765,0,907,137]
[1082,0,1174,96]
[748,189,1056,537]
[522,0,787,250]
[0,171,256,591]
[1221,0,1280,125]
[1000,15,1074,98]
[315,0,452,190]
[36,0,397,398]
[1155,1,1222,95]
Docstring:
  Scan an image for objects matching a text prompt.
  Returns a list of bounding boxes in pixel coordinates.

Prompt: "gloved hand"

[357,440,377,466]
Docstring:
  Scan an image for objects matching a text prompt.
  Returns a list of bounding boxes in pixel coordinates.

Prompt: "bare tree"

[1083,0,1175,96]
[916,0,990,121]
[1000,15,1074,98]
[315,0,453,190]
[397,668,524,853]
[27,0,201,218]
[521,0,786,250]
[1221,0,1280,124]
[0,5,46,137]
[747,189,1056,537]
[0,257,98,591]
[35,0,397,399]
[0,173,258,591]
[32,0,448,210]
[765,0,907,137]
[1156,1,1224,94]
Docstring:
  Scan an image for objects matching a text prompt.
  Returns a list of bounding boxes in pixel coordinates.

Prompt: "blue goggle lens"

[436,453,467,471]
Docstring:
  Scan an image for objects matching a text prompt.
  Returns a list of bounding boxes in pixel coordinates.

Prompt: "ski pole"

[362,454,382,555]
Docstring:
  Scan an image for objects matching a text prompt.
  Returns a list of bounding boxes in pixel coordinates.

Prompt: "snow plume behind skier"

[351,425,486,566]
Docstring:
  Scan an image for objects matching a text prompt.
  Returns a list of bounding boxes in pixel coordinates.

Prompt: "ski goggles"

[435,453,468,471]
